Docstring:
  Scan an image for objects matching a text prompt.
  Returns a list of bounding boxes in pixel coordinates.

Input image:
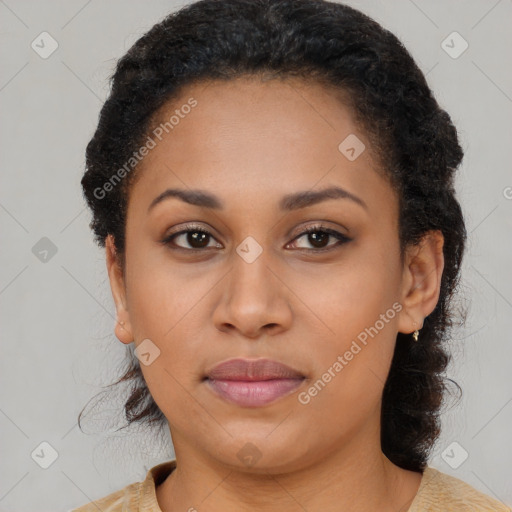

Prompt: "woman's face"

[107,76,442,473]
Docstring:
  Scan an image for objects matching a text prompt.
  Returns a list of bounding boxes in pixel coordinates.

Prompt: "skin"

[106,76,444,512]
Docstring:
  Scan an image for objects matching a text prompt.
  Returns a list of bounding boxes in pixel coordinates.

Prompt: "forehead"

[127,76,395,216]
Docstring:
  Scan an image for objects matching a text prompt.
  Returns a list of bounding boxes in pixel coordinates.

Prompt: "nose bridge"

[212,230,291,334]
[225,207,292,293]
[230,233,275,297]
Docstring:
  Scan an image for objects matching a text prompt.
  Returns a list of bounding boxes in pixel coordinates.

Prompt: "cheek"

[295,291,398,436]
[125,248,207,338]
[123,255,205,382]
[293,245,399,340]
[128,261,209,422]
[293,248,400,408]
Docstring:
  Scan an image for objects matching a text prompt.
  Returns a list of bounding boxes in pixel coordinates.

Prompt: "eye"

[161,222,351,253]
[161,223,222,251]
[287,224,351,252]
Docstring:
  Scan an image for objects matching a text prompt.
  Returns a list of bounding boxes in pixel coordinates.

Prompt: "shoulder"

[409,466,511,512]
[70,481,141,511]
[69,459,177,512]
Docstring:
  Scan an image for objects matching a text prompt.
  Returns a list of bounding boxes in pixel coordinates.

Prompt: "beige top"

[71,459,511,511]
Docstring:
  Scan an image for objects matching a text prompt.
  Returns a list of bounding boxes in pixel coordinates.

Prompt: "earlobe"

[397,230,445,336]
[105,234,134,344]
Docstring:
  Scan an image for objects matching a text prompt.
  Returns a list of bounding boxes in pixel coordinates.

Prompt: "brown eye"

[161,224,221,251]
[180,230,211,249]
[288,226,351,252]
[304,231,329,248]
[161,223,351,253]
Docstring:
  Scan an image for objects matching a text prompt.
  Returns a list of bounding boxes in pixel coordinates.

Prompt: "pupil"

[309,231,328,248]
[188,231,209,248]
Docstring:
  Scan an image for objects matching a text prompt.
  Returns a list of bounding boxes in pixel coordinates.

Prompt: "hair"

[79,0,466,472]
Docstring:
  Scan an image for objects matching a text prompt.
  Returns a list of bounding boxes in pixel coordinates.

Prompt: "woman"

[72,0,510,510]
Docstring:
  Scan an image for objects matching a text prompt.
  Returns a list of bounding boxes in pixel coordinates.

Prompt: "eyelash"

[160,223,351,253]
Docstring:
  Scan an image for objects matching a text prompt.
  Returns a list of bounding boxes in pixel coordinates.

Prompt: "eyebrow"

[147,185,367,213]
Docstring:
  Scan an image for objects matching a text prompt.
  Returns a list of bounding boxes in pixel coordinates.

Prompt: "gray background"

[1,0,511,510]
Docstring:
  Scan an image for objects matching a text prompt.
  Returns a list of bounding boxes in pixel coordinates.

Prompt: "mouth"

[203,358,306,407]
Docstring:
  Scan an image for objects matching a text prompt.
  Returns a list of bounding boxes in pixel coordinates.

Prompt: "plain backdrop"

[0,0,511,510]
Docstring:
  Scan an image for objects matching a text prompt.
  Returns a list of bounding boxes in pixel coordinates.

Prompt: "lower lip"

[205,378,305,407]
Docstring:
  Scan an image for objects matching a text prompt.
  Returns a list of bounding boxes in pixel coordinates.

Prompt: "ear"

[105,234,133,344]
[397,230,445,335]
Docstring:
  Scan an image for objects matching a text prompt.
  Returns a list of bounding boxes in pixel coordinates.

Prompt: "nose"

[211,250,293,339]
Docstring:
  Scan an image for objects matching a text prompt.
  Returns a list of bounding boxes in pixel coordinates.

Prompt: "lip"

[204,358,306,407]
[205,357,305,381]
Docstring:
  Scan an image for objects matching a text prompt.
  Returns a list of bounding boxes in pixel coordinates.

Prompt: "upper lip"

[205,358,305,381]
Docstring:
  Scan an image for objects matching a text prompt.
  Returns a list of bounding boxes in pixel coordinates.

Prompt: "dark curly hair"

[79,0,466,473]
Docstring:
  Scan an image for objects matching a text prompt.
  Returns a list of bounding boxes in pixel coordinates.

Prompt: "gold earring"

[412,320,422,341]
